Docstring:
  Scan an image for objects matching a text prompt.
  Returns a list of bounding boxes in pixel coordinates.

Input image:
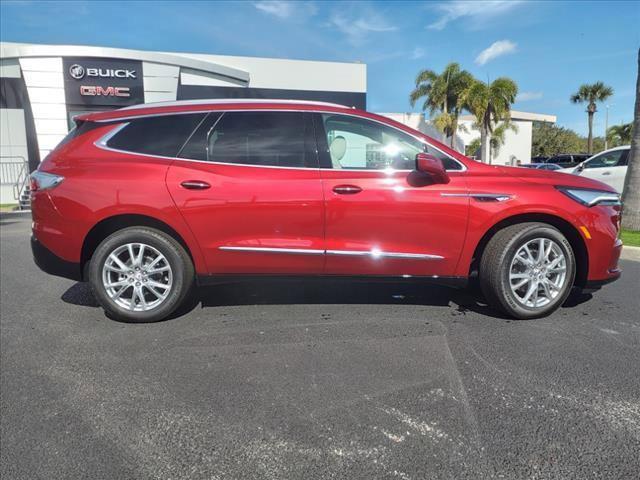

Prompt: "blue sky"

[1,0,638,136]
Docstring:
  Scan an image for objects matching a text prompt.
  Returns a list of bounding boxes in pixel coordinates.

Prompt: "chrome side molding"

[326,249,443,260]
[219,246,325,255]
[219,246,443,260]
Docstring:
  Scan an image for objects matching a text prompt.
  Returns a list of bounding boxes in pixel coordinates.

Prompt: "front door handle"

[601,171,611,176]
[180,180,211,190]
[333,185,362,195]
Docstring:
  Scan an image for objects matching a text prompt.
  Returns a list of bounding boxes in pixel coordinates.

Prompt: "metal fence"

[0,156,29,201]
[0,158,27,185]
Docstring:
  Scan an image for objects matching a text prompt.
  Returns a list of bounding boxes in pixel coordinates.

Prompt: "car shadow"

[60,278,592,323]
[61,278,509,320]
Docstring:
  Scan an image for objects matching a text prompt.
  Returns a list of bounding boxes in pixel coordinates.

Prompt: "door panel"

[166,111,325,274]
[321,169,468,276]
[314,112,469,277]
[166,161,324,274]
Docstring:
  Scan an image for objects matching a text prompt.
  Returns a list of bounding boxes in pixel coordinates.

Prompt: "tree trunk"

[587,111,594,154]
[450,117,457,150]
[622,48,640,231]
[480,127,491,163]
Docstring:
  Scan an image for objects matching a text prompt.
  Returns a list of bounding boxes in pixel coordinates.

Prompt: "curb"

[0,210,31,220]
[621,245,640,262]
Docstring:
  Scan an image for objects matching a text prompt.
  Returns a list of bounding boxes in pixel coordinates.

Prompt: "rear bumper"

[31,235,82,281]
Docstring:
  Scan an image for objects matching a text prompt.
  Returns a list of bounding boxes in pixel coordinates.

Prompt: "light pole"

[604,105,609,150]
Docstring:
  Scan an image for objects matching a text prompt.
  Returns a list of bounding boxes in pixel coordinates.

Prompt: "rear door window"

[106,113,207,157]
[178,111,316,168]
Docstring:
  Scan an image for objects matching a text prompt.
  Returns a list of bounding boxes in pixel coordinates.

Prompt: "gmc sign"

[80,86,131,97]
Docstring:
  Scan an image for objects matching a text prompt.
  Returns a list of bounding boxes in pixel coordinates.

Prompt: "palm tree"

[570,82,614,154]
[607,122,633,147]
[459,77,518,163]
[622,49,639,231]
[409,63,474,149]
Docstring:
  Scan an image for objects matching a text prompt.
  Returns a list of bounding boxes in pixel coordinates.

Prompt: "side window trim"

[96,109,466,172]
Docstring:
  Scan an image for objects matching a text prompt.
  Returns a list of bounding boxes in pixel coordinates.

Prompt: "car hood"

[496,165,617,192]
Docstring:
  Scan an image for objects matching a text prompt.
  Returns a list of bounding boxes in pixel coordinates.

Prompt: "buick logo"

[69,64,85,80]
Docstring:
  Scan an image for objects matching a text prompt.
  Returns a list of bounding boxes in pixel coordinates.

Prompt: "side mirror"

[415,153,449,184]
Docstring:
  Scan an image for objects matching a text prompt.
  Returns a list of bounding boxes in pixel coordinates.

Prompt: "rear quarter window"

[106,113,207,157]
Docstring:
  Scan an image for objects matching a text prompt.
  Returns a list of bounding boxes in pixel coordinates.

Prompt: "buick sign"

[69,64,85,80]
[69,63,136,80]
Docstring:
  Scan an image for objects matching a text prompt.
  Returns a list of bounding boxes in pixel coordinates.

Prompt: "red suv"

[30,100,623,322]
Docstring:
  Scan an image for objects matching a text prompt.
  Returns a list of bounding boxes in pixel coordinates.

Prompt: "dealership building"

[0,41,366,204]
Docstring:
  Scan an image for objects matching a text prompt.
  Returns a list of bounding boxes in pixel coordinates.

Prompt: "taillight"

[30,171,64,192]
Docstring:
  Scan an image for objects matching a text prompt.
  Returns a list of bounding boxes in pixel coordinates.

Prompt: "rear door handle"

[180,180,211,190]
[333,185,362,195]
[601,171,611,176]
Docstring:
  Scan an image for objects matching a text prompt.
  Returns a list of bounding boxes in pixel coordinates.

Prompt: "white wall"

[458,119,533,165]
[143,62,179,103]
[178,52,366,93]
[18,57,67,160]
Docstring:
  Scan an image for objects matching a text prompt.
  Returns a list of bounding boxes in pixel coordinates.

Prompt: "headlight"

[30,171,64,191]
[556,186,620,207]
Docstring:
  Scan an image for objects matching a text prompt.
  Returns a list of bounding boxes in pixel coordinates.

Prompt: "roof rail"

[118,98,351,110]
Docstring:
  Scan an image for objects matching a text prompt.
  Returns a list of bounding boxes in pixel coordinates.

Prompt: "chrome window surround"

[92,109,468,173]
[219,246,444,260]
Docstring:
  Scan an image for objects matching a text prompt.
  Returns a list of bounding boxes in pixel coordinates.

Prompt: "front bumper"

[583,270,621,293]
[31,235,82,281]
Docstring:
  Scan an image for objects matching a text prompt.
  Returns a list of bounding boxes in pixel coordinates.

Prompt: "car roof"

[75,98,357,122]
[597,145,631,152]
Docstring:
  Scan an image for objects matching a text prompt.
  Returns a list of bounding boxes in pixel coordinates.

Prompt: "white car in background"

[558,146,630,193]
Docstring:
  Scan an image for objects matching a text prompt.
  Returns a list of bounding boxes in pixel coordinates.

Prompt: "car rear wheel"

[480,222,576,319]
[89,227,194,323]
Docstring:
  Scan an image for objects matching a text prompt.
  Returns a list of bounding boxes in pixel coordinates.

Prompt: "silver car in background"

[558,146,630,193]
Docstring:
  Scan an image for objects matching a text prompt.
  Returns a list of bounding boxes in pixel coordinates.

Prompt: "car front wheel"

[480,222,576,319]
[89,227,194,323]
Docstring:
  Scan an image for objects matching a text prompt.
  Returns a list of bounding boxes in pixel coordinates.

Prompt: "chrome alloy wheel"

[101,243,173,311]
[509,237,567,309]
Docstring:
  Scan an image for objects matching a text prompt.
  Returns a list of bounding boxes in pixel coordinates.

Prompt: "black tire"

[479,222,576,319]
[88,227,194,323]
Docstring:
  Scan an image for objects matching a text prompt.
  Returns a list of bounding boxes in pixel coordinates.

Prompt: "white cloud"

[253,1,317,20]
[328,12,397,45]
[516,91,543,102]
[475,39,517,65]
[410,47,426,60]
[428,0,524,30]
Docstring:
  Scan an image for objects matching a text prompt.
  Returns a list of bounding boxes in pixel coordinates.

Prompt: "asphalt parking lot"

[1,214,639,480]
